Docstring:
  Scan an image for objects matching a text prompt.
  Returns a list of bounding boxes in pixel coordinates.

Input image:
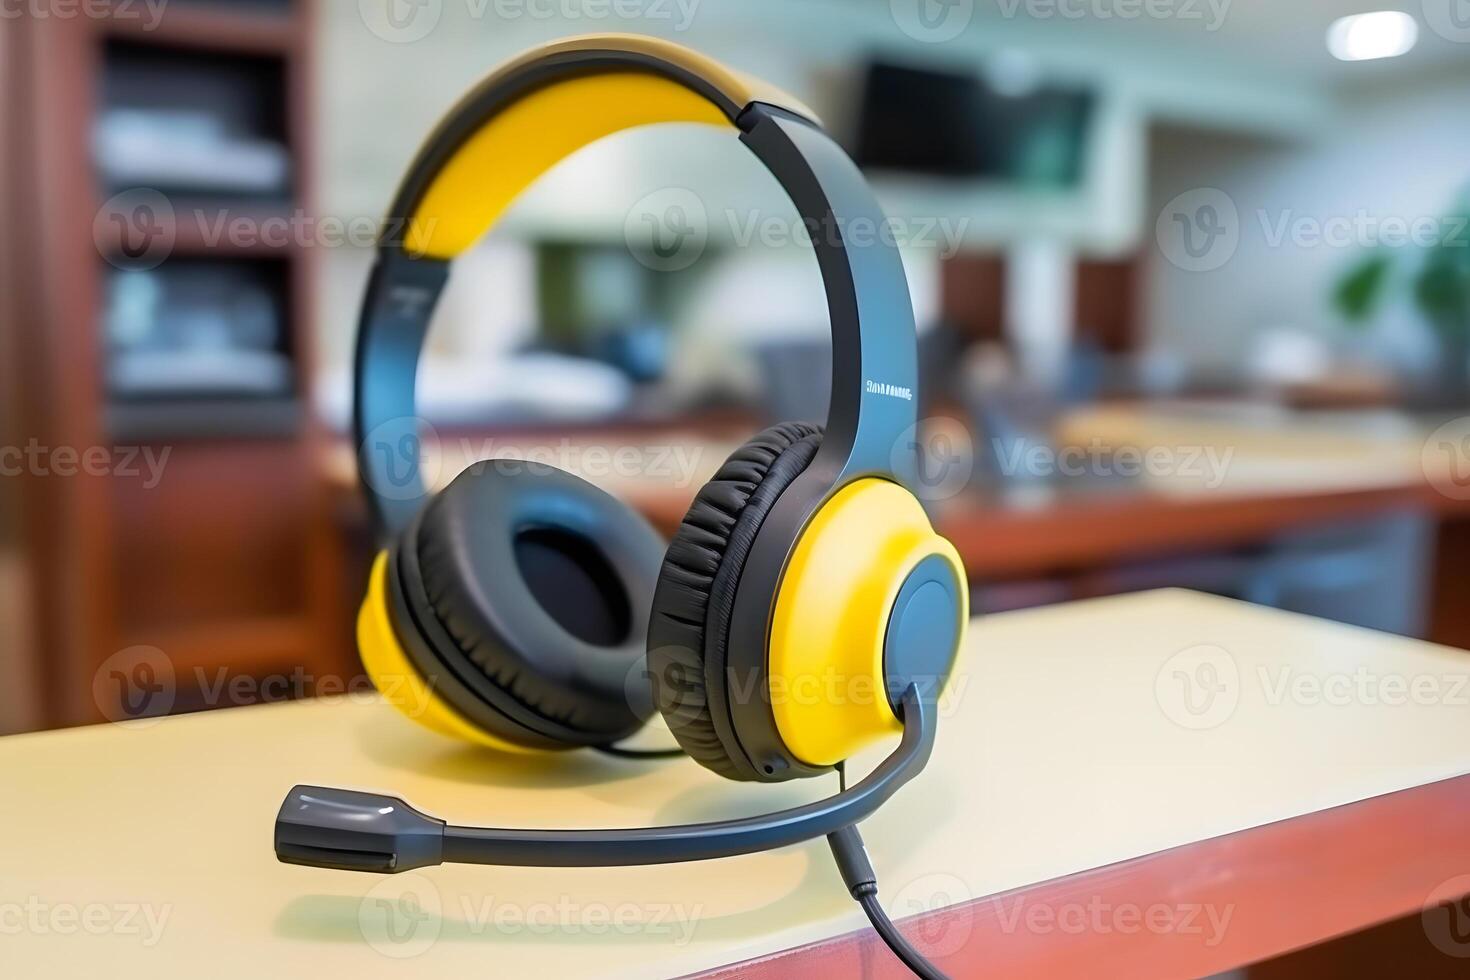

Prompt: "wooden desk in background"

[325,400,1470,548]
[4,592,1469,977]
[323,404,1470,646]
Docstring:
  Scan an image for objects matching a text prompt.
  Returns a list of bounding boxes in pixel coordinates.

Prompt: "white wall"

[317,0,1337,245]
[1143,66,1470,378]
[311,0,1351,388]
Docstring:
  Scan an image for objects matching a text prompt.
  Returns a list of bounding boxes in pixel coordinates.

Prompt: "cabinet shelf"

[96,202,305,258]
[106,395,302,442]
[96,3,302,55]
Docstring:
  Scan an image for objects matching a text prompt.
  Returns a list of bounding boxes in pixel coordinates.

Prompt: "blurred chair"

[917,320,970,407]
[965,341,1144,489]
[1085,554,1262,601]
[754,338,830,425]
[972,578,1074,615]
[1245,511,1434,638]
[968,377,1058,484]
[1084,512,1433,637]
[755,324,971,425]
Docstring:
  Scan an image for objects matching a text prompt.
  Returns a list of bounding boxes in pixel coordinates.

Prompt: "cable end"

[827,823,877,898]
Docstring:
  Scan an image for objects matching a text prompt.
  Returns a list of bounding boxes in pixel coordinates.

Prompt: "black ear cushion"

[407,464,666,746]
[648,422,822,779]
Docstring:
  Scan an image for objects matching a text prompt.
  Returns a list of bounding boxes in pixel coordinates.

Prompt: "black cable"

[857,891,947,980]
[601,740,944,973]
[827,824,950,980]
[592,744,685,760]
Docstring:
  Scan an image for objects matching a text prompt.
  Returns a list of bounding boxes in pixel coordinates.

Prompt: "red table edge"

[687,772,1470,979]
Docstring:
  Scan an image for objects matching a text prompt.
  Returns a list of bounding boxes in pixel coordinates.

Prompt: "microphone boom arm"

[274,686,935,873]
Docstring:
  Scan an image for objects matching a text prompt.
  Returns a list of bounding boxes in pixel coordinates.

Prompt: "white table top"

[3,590,1468,978]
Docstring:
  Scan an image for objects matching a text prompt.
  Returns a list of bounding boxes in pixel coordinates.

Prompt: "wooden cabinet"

[4,1,353,730]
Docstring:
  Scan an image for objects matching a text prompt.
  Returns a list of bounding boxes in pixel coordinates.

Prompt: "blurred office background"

[3,0,1469,739]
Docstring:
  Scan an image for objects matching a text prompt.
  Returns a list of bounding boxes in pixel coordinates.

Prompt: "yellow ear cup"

[358,552,538,753]
[768,481,967,767]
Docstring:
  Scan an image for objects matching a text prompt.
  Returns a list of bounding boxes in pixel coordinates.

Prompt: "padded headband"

[391,34,817,259]
[356,34,920,534]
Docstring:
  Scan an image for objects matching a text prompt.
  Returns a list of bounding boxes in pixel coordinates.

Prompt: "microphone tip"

[274,785,446,873]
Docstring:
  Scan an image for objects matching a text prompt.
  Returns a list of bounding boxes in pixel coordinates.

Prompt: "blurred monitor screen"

[852,60,1094,187]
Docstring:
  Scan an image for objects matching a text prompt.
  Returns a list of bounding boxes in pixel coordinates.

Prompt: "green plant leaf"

[1333,253,1393,327]
[1415,243,1470,338]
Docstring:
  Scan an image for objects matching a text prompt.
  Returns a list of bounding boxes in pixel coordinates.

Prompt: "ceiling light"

[1327,11,1419,62]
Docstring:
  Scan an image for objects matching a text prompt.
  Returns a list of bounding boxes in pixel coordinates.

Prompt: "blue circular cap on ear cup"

[883,554,964,709]
[405,463,666,746]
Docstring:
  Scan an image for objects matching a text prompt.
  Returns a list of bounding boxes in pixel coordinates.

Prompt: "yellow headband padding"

[405,71,731,258]
[398,35,818,259]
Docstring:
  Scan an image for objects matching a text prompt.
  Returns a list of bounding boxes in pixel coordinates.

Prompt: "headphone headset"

[276,34,968,979]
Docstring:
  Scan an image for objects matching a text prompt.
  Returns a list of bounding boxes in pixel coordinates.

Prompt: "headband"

[355,34,919,533]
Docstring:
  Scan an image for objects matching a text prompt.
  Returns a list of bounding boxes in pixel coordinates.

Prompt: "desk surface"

[4,591,1470,978]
